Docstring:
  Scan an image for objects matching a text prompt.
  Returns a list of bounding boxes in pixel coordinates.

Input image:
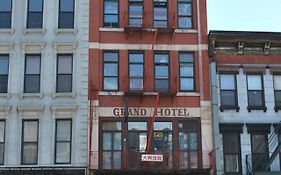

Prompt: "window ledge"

[176,92,199,96]
[98,91,124,96]
[55,28,78,34]
[0,28,15,34]
[247,106,267,112]
[143,92,159,96]
[0,93,11,99]
[219,106,240,112]
[19,93,44,99]
[23,28,46,34]
[174,29,198,33]
[52,93,76,98]
[99,27,124,32]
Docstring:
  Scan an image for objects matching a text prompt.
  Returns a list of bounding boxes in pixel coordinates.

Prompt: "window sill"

[99,91,124,96]
[99,27,124,32]
[0,29,15,34]
[19,93,44,99]
[52,92,76,99]
[219,106,240,112]
[247,106,267,112]
[174,29,198,33]
[176,92,199,97]
[0,93,11,99]
[23,28,46,34]
[55,28,78,34]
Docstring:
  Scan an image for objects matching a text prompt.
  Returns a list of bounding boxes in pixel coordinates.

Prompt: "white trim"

[98,91,124,96]
[51,93,76,98]
[89,42,208,51]
[50,105,77,119]
[174,29,198,33]
[19,93,44,99]
[53,42,78,53]
[0,29,15,34]
[54,29,78,34]
[21,42,46,54]
[0,93,11,99]
[0,43,14,54]
[23,28,46,34]
[176,92,200,96]
[99,28,124,32]
[0,106,12,118]
[17,106,45,119]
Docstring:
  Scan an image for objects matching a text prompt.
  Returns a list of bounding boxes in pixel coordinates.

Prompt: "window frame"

[58,0,75,29]
[0,0,12,29]
[179,52,195,92]
[103,51,119,91]
[128,51,144,91]
[0,54,9,93]
[56,54,73,93]
[26,0,44,28]
[154,51,170,92]
[103,0,119,27]
[24,54,41,93]
[54,119,72,164]
[128,0,143,27]
[273,74,281,112]
[0,120,5,165]
[21,119,39,165]
[153,0,168,28]
[246,74,266,112]
[177,0,193,29]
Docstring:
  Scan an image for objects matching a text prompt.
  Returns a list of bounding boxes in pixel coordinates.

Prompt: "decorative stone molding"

[17,106,45,119]
[52,42,78,54]
[0,106,12,118]
[50,105,77,119]
[19,93,44,99]
[0,43,14,54]
[51,93,76,99]
[217,64,240,73]
[269,64,281,74]
[242,64,267,74]
[23,28,46,34]
[54,28,78,34]
[0,29,15,34]
[21,42,46,54]
[0,93,11,99]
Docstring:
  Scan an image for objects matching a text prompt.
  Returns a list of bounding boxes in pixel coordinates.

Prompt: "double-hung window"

[0,0,12,28]
[247,74,265,110]
[179,53,194,91]
[273,75,281,110]
[104,0,119,27]
[58,0,75,28]
[154,52,169,92]
[0,121,5,165]
[56,54,73,92]
[55,119,72,164]
[0,55,9,93]
[153,0,168,28]
[177,0,192,29]
[27,0,43,28]
[220,74,238,111]
[128,0,143,27]
[251,133,268,171]
[21,120,38,165]
[24,54,41,93]
[129,52,144,91]
[103,52,118,91]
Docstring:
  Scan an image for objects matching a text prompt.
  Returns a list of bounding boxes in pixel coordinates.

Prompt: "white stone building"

[0,0,88,174]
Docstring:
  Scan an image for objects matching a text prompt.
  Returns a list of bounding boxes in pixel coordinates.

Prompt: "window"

[56,54,73,92]
[0,55,9,93]
[177,0,192,28]
[27,0,43,28]
[273,75,281,109]
[21,120,38,165]
[220,74,238,110]
[104,0,119,27]
[0,121,5,165]
[179,121,199,169]
[179,53,194,91]
[24,54,41,93]
[153,0,168,28]
[102,122,122,169]
[58,0,75,28]
[154,52,169,92]
[103,52,118,91]
[129,52,143,91]
[55,119,72,164]
[0,0,12,28]
[251,133,268,171]
[222,133,241,173]
[247,75,265,109]
[128,0,143,27]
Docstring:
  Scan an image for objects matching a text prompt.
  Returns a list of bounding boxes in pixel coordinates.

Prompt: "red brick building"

[88,0,212,174]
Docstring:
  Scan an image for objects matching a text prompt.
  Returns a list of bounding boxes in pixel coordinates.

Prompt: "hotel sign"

[141,154,163,162]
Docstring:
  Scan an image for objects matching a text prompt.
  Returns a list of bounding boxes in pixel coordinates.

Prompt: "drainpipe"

[210,60,222,175]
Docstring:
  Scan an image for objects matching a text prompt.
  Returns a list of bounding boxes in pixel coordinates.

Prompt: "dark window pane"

[225,155,239,172]
[153,132,172,151]
[0,57,8,75]
[248,91,263,106]
[275,91,281,106]
[0,76,8,93]
[113,152,121,168]
[128,132,139,151]
[252,134,267,153]
[189,133,197,150]
[57,75,72,92]
[0,144,3,164]
[59,13,74,28]
[22,143,37,164]
[0,122,4,142]
[27,13,43,28]
[60,0,74,12]
[0,13,11,28]
[23,121,38,142]
[26,56,40,74]
[104,63,118,76]
[0,0,12,11]
[24,75,40,93]
[180,78,194,91]
[103,152,111,169]
[221,91,236,107]
[155,79,169,91]
[28,0,43,11]
[103,133,112,150]
[56,120,71,141]
[223,134,239,153]
[58,56,72,74]
[178,17,192,28]
[113,133,121,150]
[56,142,71,163]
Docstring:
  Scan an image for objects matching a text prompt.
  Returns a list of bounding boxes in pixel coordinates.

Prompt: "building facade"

[209,31,281,175]
[89,0,213,174]
[0,0,88,174]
